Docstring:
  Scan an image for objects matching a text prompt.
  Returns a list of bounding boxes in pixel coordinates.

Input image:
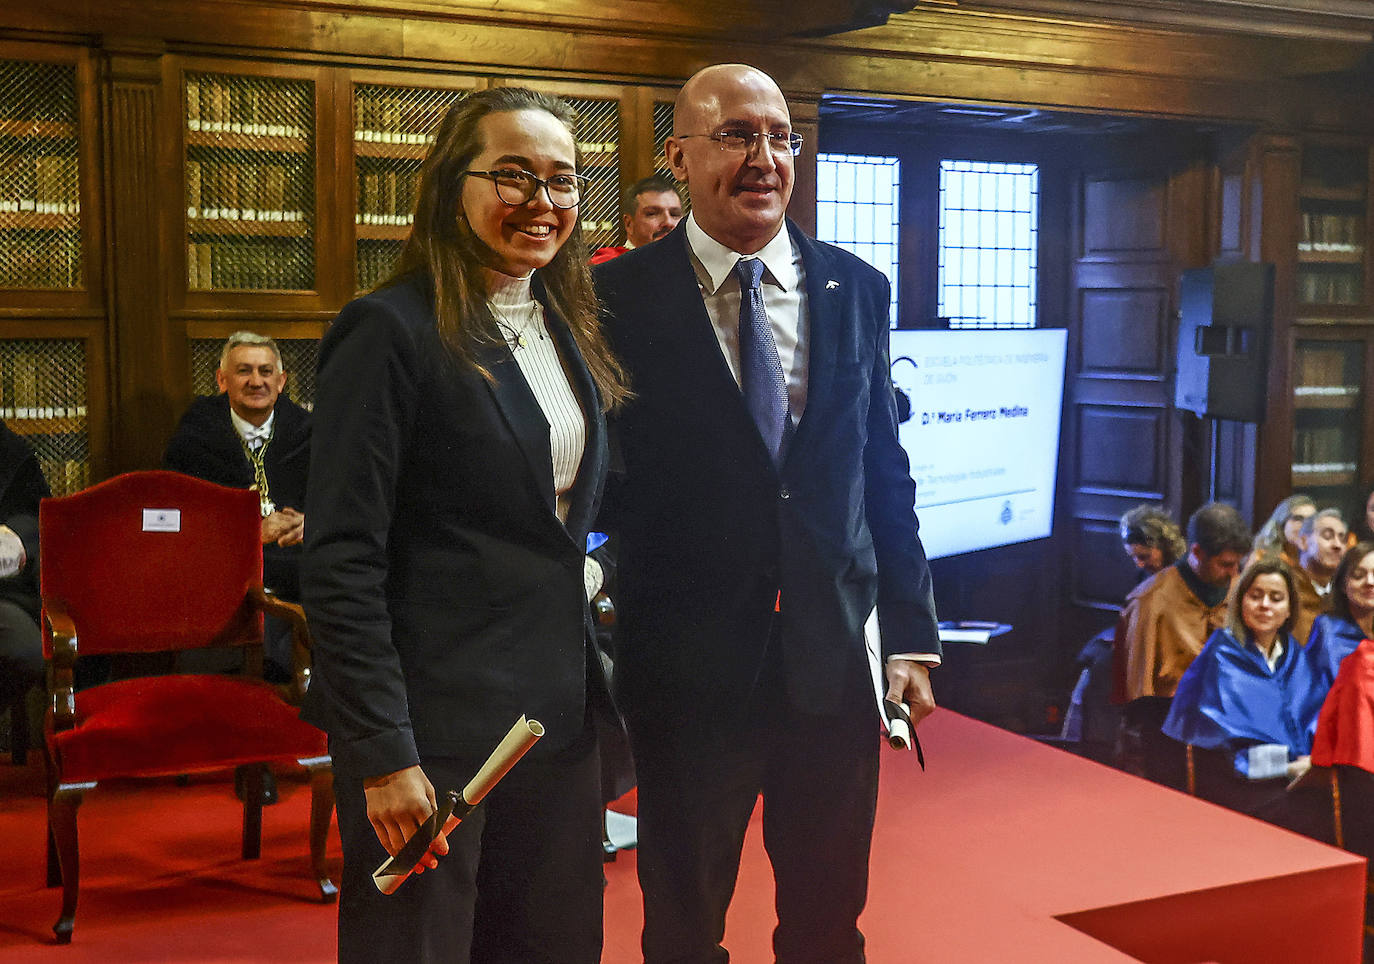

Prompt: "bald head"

[673,64,788,136]
[667,64,795,254]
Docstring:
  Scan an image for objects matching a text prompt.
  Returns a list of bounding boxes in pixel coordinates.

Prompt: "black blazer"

[594,221,939,729]
[0,422,50,620]
[301,273,608,778]
[163,392,311,598]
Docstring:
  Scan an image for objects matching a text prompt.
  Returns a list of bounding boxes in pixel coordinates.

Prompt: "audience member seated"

[1308,541,1374,684]
[1065,505,1185,763]
[1291,508,1348,645]
[1163,557,1332,842]
[589,174,684,264]
[1119,503,1187,577]
[1312,636,1374,863]
[163,330,310,680]
[1119,501,1250,788]
[1251,493,1316,568]
[0,421,51,758]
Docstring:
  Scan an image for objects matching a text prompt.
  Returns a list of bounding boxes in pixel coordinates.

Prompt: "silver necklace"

[490,299,546,351]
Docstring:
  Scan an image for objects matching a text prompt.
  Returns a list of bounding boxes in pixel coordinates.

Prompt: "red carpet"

[1,710,1364,962]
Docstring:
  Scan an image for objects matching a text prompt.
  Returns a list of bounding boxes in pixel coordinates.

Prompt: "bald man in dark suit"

[594,64,940,964]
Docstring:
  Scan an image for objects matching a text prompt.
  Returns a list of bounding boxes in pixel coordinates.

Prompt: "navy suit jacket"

[594,221,939,731]
[301,273,608,777]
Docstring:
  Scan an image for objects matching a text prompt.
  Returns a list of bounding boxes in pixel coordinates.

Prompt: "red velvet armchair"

[39,470,335,944]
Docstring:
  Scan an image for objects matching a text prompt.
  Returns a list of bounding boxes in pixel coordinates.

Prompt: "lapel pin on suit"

[825,279,840,289]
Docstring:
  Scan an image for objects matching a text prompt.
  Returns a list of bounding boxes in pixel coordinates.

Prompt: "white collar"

[1251,636,1285,673]
[229,405,275,442]
[683,212,798,296]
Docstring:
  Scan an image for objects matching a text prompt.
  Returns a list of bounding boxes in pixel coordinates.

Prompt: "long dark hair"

[384,87,628,408]
[1331,540,1374,624]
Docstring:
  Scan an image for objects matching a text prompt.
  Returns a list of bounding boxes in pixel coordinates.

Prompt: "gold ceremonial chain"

[239,431,275,518]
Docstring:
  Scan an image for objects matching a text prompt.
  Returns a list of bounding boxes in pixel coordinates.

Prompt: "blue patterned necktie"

[734,257,790,466]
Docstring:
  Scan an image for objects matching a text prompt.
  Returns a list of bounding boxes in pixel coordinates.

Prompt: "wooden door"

[1062,135,1213,642]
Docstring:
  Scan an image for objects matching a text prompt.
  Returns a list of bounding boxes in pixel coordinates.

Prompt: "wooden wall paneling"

[1253,135,1302,524]
[1063,145,1202,624]
[623,86,658,184]
[1076,404,1168,495]
[789,97,818,238]
[102,39,174,473]
[4,0,1370,139]
[1072,516,1139,609]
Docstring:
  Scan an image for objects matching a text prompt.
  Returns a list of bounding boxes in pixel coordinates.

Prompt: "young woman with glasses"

[301,87,628,963]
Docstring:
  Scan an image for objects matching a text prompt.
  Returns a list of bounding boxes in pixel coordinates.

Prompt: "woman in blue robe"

[1307,540,1374,684]
[1163,557,1334,841]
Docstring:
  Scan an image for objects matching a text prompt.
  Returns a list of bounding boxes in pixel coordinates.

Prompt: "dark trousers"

[629,638,880,964]
[333,725,604,964]
[0,598,41,705]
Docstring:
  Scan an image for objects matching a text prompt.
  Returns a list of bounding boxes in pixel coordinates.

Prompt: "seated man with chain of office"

[163,330,311,682]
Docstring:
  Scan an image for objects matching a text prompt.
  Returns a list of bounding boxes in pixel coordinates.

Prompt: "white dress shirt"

[684,213,809,421]
[485,269,587,526]
[682,215,937,669]
[229,406,275,450]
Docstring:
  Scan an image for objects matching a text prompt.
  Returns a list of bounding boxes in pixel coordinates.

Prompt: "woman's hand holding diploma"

[364,764,449,872]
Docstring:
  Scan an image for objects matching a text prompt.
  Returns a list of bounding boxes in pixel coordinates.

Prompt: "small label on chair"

[142,508,181,532]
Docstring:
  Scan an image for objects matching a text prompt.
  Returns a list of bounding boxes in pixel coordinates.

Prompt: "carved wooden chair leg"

[307,761,337,901]
[48,784,87,944]
[46,819,61,888]
[241,766,264,861]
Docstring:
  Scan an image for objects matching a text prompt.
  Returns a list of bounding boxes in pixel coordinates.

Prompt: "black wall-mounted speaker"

[1174,262,1274,423]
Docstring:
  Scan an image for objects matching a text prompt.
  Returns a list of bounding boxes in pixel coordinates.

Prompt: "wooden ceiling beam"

[949,0,1374,42]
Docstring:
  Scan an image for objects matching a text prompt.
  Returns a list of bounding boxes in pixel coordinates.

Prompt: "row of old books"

[1298,270,1363,306]
[185,75,309,139]
[1294,425,1354,467]
[353,91,452,145]
[0,152,80,215]
[357,240,400,291]
[357,168,417,225]
[185,159,306,224]
[1299,212,1364,252]
[0,233,82,288]
[37,456,90,497]
[187,239,312,290]
[0,349,87,419]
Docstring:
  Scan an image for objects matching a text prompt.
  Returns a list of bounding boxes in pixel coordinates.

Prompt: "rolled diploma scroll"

[884,699,913,751]
[372,715,545,894]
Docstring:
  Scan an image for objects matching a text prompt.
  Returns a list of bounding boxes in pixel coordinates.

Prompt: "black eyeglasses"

[675,129,804,157]
[462,169,589,209]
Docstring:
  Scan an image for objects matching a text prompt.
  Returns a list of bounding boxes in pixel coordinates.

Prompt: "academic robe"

[1312,636,1374,772]
[1307,613,1366,685]
[1121,565,1229,700]
[1163,627,1328,777]
[1290,565,1330,646]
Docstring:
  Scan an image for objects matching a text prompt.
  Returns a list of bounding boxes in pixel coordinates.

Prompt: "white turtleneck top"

[484,269,587,524]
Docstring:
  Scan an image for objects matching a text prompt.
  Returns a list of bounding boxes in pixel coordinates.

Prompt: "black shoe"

[234,764,279,806]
